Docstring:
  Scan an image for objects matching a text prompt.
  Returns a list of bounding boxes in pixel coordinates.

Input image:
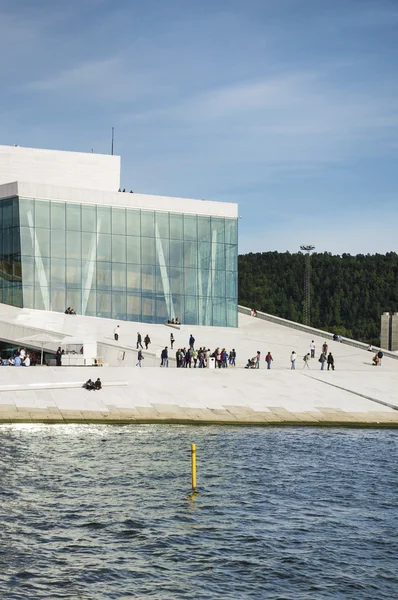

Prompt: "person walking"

[319,352,327,370]
[230,349,236,367]
[161,347,169,367]
[322,342,328,355]
[291,351,297,370]
[377,349,384,366]
[303,353,310,369]
[255,351,261,369]
[136,332,143,349]
[193,349,198,368]
[327,352,335,371]
[144,334,151,350]
[114,325,120,341]
[265,351,273,369]
[56,347,62,366]
[310,340,315,359]
[170,332,175,349]
[189,334,195,350]
[136,349,144,367]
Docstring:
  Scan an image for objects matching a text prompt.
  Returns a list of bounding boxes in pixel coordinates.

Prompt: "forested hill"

[238,252,398,344]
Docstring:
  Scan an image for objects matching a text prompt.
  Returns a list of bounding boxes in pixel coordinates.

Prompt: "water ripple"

[1,425,397,599]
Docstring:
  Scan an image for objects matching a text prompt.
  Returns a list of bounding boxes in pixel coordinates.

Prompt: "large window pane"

[66,259,81,288]
[184,241,198,269]
[82,261,96,289]
[22,285,34,308]
[169,267,183,296]
[19,198,34,228]
[170,213,183,239]
[35,200,50,229]
[83,288,96,316]
[156,295,168,323]
[141,237,155,265]
[21,256,35,285]
[34,257,50,285]
[127,265,141,292]
[226,298,238,327]
[173,295,184,324]
[66,289,82,314]
[226,244,237,272]
[213,298,226,327]
[82,232,97,260]
[112,263,127,291]
[2,200,12,229]
[52,288,66,313]
[169,240,183,267]
[141,211,154,237]
[82,205,97,232]
[66,203,81,231]
[198,269,211,297]
[35,228,50,257]
[184,269,197,296]
[112,207,126,236]
[156,237,169,266]
[211,217,225,244]
[127,294,141,320]
[51,230,65,259]
[212,243,225,271]
[184,215,197,240]
[126,209,141,236]
[97,290,111,318]
[156,212,169,239]
[112,235,126,263]
[97,206,111,233]
[97,262,112,290]
[97,233,111,261]
[226,271,237,298]
[185,296,198,325]
[20,227,34,256]
[198,216,211,242]
[142,294,155,323]
[51,258,66,287]
[35,286,49,311]
[112,292,127,319]
[51,202,65,230]
[225,218,238,245]
[127,236,141,264]
[141,265,155,293]
[213,270,226,298]
[198,242,211,270]
[66,230,81,260]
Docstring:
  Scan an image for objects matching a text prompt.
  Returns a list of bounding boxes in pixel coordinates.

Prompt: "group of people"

[83,378,102,391]
[372,349,384,366]
[302,341,335,370]
[167,318,181,325]
[118,188,134,193]
[245,351,273,369]
[5,347,32,367]
[64,307,76,315]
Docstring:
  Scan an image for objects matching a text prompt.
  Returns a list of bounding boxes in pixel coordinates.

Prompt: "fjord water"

[1,425,397,600]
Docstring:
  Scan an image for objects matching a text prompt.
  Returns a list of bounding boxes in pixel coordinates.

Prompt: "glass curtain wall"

[17,197,238,326]
[0,197,22,307]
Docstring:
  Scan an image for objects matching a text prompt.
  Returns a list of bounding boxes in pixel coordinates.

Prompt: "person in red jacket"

[265,352,273,369]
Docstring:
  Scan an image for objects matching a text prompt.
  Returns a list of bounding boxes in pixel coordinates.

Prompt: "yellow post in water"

[191,443,197,491]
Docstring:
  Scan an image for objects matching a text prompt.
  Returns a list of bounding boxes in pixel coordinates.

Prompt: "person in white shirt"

[291,351,297,370]
[310,341,315,358]
[20,348,26,360]
[24,354,31,367]
[113,325,120,341]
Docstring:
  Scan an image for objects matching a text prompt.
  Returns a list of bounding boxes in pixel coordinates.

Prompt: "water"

[0,425,397,600]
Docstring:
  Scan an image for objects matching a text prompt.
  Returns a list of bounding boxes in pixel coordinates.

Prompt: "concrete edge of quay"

[1,407,398,428]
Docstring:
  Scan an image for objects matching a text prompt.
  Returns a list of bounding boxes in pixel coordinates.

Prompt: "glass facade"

[0,197,238,326]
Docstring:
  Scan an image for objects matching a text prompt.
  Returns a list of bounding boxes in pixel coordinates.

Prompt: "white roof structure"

[0,145,238,218]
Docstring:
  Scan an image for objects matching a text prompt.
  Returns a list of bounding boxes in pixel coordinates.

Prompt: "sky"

[1,0,397,255]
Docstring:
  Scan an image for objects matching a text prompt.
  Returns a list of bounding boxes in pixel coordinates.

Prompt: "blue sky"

[1,0,397,254]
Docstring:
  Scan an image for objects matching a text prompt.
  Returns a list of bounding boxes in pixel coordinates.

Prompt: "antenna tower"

[300,245,315,326]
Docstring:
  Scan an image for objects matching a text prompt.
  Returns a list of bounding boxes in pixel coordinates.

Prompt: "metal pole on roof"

[111,127,114,155]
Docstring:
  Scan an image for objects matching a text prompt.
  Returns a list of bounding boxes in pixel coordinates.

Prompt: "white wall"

[0,145,120,191]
